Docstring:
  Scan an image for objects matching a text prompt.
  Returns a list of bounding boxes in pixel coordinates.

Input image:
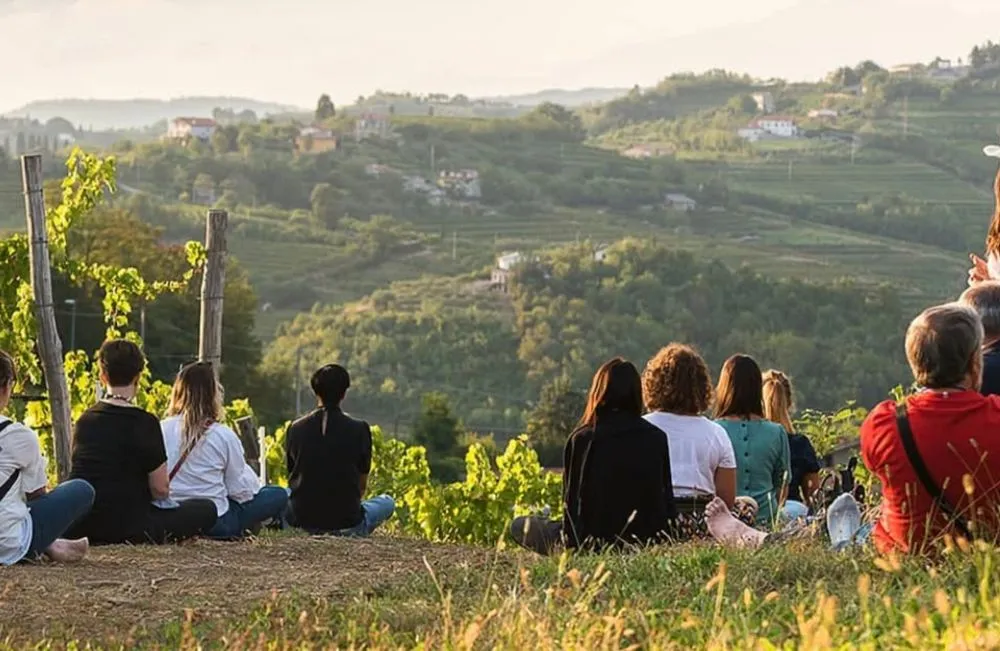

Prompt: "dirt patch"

[0,535,499,643]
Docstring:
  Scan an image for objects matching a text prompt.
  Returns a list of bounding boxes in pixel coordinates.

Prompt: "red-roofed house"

[167,117,218,141]
[738,116,799,141]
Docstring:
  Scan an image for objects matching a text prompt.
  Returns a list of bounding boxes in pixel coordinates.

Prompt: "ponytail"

[762,370,794,434]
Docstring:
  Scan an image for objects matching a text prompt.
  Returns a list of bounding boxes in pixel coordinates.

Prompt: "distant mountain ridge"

[3,97,306,130]
[484,87,630,107]
[6,88,631,131]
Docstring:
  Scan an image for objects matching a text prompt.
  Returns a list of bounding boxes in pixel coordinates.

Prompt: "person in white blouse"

[0,350,93,563]
[161,362,288,540]
[640,344,759,537]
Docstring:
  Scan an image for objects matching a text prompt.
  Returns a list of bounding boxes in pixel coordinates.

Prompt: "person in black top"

[67,340,217,545]
[285,364,395,535]
[510,357,678,554]
[960,282,1000,397]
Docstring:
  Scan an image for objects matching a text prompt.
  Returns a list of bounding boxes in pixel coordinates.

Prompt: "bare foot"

[45,538,88,563]
[705,498,768,549]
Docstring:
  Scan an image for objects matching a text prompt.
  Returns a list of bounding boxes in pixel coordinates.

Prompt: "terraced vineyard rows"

[720,160,985,203]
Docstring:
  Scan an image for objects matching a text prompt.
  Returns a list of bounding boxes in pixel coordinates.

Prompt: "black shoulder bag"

[0,421,22,503]
[895,402,974,541]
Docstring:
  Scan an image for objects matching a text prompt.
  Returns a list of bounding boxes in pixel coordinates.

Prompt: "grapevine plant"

[0,150,205,471]
[2,149,563,545]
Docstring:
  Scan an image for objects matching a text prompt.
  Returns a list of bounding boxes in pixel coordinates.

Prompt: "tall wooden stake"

[21,154,72,480]
[198,210,227,374]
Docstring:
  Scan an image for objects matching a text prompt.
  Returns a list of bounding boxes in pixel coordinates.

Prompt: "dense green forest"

[264,239,909,437]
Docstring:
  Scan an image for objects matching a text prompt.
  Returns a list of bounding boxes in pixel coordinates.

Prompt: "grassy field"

[6,533,1000,648]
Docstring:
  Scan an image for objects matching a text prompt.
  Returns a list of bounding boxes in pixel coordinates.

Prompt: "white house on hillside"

[439,169,482,199]
[167,117,217,141]
[739,116,799,140]
[355,113,392,141]
[664,193,698,211]
[808,109,839,119]
[491,251,525,292]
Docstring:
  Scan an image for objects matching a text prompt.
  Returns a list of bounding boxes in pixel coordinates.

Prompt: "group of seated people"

[0,341,393,565]
[6,279,1000,564]
[511,278,1000,556]
[508,346,819,554]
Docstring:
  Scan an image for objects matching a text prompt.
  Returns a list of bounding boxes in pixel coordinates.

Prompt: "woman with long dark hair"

[714,355,791,528]
[160,362,288,539]
[510,357,677,554]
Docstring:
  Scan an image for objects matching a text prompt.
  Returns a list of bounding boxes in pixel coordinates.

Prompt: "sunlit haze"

[2,0,999,111]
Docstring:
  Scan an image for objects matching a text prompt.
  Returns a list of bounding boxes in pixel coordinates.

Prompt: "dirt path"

[0,535,498,643]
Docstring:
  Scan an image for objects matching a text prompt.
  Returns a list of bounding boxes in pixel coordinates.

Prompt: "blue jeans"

[207,486,289,540]
[27,479,95,557]
[301,495,396,537]
[780,500,810,522]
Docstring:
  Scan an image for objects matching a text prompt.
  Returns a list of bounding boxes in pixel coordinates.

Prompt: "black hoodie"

[561,410,677,550]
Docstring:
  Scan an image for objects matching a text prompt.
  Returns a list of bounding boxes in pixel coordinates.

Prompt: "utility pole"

[140,305,147,341]
[294,347,303,415]
[21,154,73,480]
[64,299,77,351]
[198,210,228,376]
[430,144,436,175]
[452,231,457,261]
[903,95,909,139]
[851,136,857,165]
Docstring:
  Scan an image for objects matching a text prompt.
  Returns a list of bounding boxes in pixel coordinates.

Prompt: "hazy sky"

[2,0,999,112]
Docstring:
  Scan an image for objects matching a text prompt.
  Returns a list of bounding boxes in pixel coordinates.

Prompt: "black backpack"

[811,456,865,512]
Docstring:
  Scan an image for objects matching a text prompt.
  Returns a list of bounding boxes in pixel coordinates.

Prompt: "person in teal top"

[713,354,791,528]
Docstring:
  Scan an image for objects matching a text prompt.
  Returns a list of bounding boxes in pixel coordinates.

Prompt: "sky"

[2,0,1000,112]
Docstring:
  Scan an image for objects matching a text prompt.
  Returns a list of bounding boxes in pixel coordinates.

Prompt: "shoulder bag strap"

[168,445,193,482]
[169,420,213,481]
[0,421,22,503]
[895,402,974,541]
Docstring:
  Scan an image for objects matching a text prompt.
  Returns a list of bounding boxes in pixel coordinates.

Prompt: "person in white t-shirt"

[0,350,93,564]
[641,344,756,538]
[161,362,287,539]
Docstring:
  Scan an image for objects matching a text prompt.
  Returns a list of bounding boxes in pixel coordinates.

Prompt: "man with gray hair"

[861,303,1000,555]
[959,281,1000,396]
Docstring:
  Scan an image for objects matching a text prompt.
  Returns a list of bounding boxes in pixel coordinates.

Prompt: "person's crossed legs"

[207,486,290,540]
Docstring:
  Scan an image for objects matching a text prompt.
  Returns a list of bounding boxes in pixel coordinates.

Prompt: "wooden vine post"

[21,154,73,480]
[198,210,228,376]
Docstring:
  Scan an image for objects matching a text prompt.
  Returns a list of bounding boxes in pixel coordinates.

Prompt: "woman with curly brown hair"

[642,344,744,535]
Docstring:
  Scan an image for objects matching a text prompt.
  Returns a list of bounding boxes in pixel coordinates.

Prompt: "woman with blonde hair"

[161,362,288,539]
[762,370,820,521]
